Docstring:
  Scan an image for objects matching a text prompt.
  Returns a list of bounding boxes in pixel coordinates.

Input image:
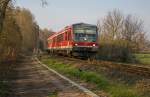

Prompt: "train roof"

[47,23,97,40]
[73,23,96,27]
[47,26,71,40]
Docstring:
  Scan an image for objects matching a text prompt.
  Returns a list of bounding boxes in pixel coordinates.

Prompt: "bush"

[98,41,134,62]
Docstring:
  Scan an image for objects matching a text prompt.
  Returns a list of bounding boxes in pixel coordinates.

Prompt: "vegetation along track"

[55,56,150,78]
[95,61,150,78]
[35,57,100,97]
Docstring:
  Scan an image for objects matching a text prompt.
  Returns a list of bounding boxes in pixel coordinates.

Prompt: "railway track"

[94,60,150,78]
[53,56,150,78]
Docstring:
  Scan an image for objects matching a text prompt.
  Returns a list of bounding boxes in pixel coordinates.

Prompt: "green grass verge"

[48,92,57,97]
[0,81,10,96]
[41,57,139,97]
[134,53,150,65]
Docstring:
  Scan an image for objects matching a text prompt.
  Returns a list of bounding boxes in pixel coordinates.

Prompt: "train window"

[60,34,63,41]
[58,35,60,42]
[53,39,54,43]
[56,34,63,42]
[74,33,96,42]
[55,36,58,42]
[55,37,56,42]
[57,35,60,42]
[68,32,71,40]
[59,35,61,42]
[65,32,67,41]
[54,37,56,43]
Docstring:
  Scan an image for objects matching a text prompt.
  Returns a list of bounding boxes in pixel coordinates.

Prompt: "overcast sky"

[16,0,150,38]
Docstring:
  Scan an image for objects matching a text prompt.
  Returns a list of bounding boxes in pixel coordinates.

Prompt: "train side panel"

[47,26,74,55]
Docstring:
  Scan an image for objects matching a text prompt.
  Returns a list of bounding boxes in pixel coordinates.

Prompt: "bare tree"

[98,9,146,50]
[145,40,150,51]
[39,28,53,50]
[99,9,124,42]
[123,15,143,40]
[0,5,22,61]
[97,9,146,61]
[123,15,145,51]
[14,7,39,53]
[41,0,48,7]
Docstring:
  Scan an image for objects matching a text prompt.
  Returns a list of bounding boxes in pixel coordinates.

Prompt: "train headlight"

[93,44,96,46]
[75,43,78,46]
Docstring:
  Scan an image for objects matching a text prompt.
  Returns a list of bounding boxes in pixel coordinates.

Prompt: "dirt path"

[9,56,89,97]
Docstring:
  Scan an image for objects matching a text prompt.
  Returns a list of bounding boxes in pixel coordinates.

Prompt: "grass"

[47,92,57,97]
[41,57,140,97]
[43,59,108,89]
[0,81,10,96]
[134,53,150,65]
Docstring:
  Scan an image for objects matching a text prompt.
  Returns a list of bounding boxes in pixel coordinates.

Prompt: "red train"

[47,23,98,58]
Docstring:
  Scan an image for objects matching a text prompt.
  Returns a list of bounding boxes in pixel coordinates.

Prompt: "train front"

[72,23,98,57]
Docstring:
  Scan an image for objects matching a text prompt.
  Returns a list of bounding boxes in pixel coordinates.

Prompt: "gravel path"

[9,56,89,97]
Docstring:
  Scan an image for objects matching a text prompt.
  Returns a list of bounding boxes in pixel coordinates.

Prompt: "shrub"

[98,41,134,62]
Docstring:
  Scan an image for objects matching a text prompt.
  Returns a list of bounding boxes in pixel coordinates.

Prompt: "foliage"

[0,81,10,97]
[0,6,22,62]
[39,28,53,50]
[98,40,133,62]
[48,92,57,97]
[108,84,139,97]
[42,58,108,89]
[14,7,39,53]
[0,0,11,33]
[134,53,150,65]
[135,79,150,97]
[0,0,47,33]
[1,1,43,55]
[97,9,146,62]
[0,5,39,61]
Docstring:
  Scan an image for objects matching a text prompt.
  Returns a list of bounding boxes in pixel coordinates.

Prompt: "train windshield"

[73,26,97,42]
